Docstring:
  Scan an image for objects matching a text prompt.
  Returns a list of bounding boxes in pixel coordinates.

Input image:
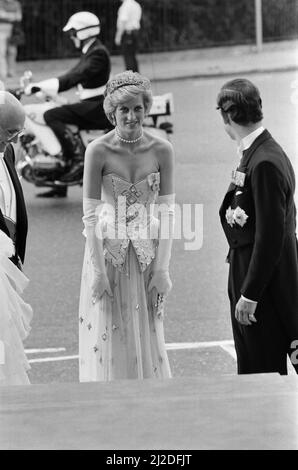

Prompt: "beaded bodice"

[99,172,160,272]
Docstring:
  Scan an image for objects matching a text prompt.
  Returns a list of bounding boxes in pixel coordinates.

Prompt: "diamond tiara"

[104,71,151,97]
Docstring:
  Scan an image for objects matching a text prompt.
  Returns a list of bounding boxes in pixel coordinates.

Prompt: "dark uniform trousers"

[121,30,139,73]
[43,39,112,162]
[44,96,112,160]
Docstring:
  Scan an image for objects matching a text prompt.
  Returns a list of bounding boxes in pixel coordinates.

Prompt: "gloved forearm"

[25,78,59,96]
[83,197,113,301]
[82,197,106,275]
[153,193,175,271]
[149,194,175,297]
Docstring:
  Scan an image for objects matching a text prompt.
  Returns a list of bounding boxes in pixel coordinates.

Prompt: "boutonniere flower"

[233,206,249,227]
[147,172,160,192]
[225,206,235,227]
[226,206,248,228]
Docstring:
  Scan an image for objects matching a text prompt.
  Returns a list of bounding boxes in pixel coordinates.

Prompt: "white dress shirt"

[237,126,265,305]
[82,38,97,54]
[237,126,265,159]
[0,152,16,223]
[117,0,142,32]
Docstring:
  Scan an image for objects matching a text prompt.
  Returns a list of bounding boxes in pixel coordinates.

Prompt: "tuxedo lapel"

[3,144,28,262]
[0,209,10,237]
[4,146,26,218]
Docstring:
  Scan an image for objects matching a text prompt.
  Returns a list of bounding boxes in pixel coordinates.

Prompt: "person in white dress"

[0,90,32,385]
[79,71,175,381]
[115,0,142,72]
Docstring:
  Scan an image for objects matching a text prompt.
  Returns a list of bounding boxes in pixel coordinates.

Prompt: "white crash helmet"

[63,11,100,41]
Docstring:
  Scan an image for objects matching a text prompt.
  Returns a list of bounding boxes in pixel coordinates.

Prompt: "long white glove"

[24,78,59,97]
[83,197,113,303]
[148,193,175,301]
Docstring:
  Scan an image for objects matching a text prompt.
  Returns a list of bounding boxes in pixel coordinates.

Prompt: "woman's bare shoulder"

[144,130,173,151]
[85,131,116,163]
[144,131,174,167]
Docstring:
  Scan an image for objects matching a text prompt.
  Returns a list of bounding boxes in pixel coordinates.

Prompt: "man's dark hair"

[216,78,263,125]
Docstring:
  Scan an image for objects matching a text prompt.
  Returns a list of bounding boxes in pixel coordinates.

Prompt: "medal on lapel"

[231,170,246,187]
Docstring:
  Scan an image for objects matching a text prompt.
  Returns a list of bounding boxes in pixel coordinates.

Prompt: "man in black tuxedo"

[218,78,298,375]
[32,12,112,198]
[0,90,28,268]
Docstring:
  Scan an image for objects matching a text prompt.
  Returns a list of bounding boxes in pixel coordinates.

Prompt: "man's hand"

[235,297,257,325]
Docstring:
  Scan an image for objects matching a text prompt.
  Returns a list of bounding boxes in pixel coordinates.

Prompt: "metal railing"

[17,0,298,61]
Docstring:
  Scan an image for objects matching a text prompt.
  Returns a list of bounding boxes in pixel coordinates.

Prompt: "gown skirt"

[79,243,172,382]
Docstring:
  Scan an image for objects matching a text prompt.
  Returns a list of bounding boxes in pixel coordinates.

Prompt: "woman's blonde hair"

[103,71,153,124]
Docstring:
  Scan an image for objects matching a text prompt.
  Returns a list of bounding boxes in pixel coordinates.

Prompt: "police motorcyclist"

[32,12,112,198]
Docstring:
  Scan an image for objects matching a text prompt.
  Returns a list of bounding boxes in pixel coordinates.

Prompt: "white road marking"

[28,340,236,364]
[27,343,297,375]
[25,348,66,354]
[287,357,296,375]
[219,344,237,360]
[29,355,78,364]
[166,340,234,350]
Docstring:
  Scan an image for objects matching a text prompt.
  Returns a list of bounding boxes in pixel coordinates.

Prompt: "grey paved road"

[22,71,298,383]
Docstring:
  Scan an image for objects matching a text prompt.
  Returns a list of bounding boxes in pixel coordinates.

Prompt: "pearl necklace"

[115,127,143,144]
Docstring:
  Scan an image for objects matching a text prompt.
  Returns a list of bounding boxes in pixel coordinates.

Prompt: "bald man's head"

[0,91,25,129]
[0,91,25,152]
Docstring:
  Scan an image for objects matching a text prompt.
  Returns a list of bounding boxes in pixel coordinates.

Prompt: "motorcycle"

[11,71,174,189]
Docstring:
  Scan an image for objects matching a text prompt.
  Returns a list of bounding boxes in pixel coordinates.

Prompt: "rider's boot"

[58,155,84,183]
[57,131,85,184]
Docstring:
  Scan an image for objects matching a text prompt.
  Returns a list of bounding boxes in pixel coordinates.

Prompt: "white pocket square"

[235,191,243,196]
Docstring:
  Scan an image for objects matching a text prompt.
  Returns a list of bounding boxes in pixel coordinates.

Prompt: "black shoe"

[36,187,68,198]
[59,162,84,183]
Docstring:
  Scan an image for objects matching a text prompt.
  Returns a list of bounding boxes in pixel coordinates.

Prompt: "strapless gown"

[79,172,172,381]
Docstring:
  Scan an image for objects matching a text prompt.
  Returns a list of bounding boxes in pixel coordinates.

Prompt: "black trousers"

[121,30,139,72]
[43,96,112,160]
[228,247,298,375]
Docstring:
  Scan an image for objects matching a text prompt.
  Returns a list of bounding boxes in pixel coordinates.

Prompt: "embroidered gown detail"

[79,172,172,381]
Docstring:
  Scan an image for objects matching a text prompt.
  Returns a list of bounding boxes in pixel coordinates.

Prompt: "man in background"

[115,0,142,72]
[0,0,22,80]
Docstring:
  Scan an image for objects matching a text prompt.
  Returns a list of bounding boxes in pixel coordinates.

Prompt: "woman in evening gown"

[79,71,175,381]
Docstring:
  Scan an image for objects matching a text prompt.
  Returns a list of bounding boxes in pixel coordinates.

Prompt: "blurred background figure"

[7,6,25,77]
[115,0,142,72]
[0,0,22,80]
